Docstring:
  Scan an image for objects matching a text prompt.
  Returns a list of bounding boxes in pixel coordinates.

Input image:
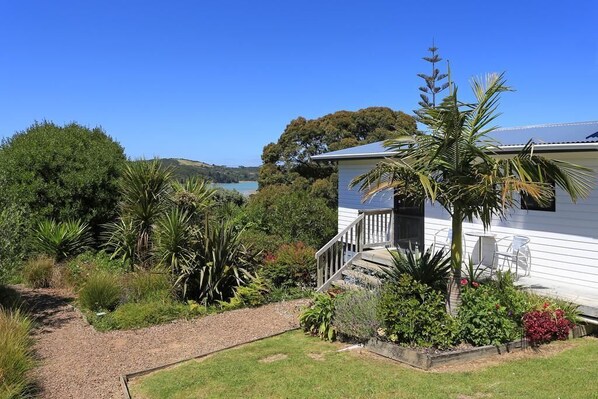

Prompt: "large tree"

[352,73,593,312]
[0,121,126,233]
[259,107,417,203]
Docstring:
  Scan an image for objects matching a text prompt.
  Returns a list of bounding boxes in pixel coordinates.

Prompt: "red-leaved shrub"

[261,242,316,288]
[522,307,573,346]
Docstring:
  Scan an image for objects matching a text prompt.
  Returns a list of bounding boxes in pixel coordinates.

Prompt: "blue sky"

[1,1,597,165]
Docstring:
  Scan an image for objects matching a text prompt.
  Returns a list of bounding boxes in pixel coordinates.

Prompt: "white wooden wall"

[337,154,598,290]
[424,153,598,290]
[337,159,393,232]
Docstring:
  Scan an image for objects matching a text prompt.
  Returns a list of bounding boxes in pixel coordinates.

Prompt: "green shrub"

[487,271,528,323]
[65,251,127,288]
[266,286,312,303]
[261,242,316,288]
[0,307,35,398]
[240,230,285,258]
[22,256,54,288]
[124,270,172,303]
[458,284,520,346]
[221,276,270,310]
[383,246,451,294]
[242,185,336,248]
[0,121,126,234]
[78,273,122,312]
[0,204,31,284]
[64,251,128,288]
[299,293,336,341]
[33,219,93,262]
[88,299,206,331]
[377,275,457,349]
[333,290,380,342]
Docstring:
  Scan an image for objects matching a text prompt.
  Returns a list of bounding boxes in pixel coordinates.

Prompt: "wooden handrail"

[316,208,393,289]
[315,213,365,258]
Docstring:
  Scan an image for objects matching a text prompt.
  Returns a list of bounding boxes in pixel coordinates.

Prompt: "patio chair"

[493,235,531,278]
[433,228,451,252]
[432,228,466,255]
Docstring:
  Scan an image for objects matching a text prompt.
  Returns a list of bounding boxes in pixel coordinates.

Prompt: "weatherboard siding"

[424,154,598,289]
[337,155,598,290]
[337,160,393,233]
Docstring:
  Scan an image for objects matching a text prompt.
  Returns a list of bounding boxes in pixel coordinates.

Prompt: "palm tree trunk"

[447,207,463,315]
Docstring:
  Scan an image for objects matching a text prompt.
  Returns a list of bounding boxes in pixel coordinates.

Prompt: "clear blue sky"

[1,1,597,165]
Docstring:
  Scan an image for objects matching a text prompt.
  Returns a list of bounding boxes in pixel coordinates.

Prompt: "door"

[393,193,425,252]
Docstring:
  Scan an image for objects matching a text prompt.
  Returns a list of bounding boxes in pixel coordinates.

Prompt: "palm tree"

[352,73,594,312]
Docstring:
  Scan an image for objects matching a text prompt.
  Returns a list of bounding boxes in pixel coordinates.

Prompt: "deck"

[363,248,598,320]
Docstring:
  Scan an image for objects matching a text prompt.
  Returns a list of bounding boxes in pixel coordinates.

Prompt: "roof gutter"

[495,142,598,154]
[311,152,398,161]
[311,142,598,161]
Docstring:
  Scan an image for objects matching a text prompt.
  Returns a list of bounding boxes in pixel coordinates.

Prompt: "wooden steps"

[341,269,382,288]
[329,249,397,291]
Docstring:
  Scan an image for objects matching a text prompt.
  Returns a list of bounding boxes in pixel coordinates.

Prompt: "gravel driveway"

[16,286,306,399]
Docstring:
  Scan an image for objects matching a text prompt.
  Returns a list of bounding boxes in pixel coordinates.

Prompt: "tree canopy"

[258,107,417,195]
[0,121,126,232]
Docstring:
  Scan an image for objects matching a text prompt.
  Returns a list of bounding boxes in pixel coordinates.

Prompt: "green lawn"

[129,331,598,399]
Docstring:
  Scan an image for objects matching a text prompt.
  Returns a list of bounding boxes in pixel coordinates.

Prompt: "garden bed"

[366,324,588,370]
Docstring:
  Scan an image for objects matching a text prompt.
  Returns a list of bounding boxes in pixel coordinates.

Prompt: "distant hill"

[150,158,259,183]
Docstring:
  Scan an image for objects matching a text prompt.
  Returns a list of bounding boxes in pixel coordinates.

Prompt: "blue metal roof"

[311,141,389,160]
[489,121,598,146]
[311,121,598,161]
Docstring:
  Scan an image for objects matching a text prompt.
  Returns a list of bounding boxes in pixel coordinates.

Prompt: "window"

[521,182,555,212]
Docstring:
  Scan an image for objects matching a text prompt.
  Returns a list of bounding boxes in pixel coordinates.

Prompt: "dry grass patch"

[259,353,288,363]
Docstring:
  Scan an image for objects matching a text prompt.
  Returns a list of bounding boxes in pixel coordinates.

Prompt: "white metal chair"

[493,235,531,278]
[433,227,466,255]
[433,228,452,252]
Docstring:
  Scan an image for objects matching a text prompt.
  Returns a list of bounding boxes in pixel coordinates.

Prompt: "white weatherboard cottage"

[312,121,598,319]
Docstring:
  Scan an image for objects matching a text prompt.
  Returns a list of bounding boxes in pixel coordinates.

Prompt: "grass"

[0,286,35,399]
[85,285,310,331]
[22,256,54,289]
[129,330,598,399]
[86,299,208,331]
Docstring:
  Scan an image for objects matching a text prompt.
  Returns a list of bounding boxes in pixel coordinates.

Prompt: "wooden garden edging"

[119,328,299,399]
[366,325,588,370]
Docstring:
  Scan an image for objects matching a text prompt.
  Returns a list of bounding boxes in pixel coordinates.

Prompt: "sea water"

[213,181,258,196]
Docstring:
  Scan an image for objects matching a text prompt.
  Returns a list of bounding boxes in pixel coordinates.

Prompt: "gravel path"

[16,286,307,399]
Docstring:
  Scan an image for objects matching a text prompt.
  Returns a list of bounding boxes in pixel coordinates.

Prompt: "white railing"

[316,209,393,291]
